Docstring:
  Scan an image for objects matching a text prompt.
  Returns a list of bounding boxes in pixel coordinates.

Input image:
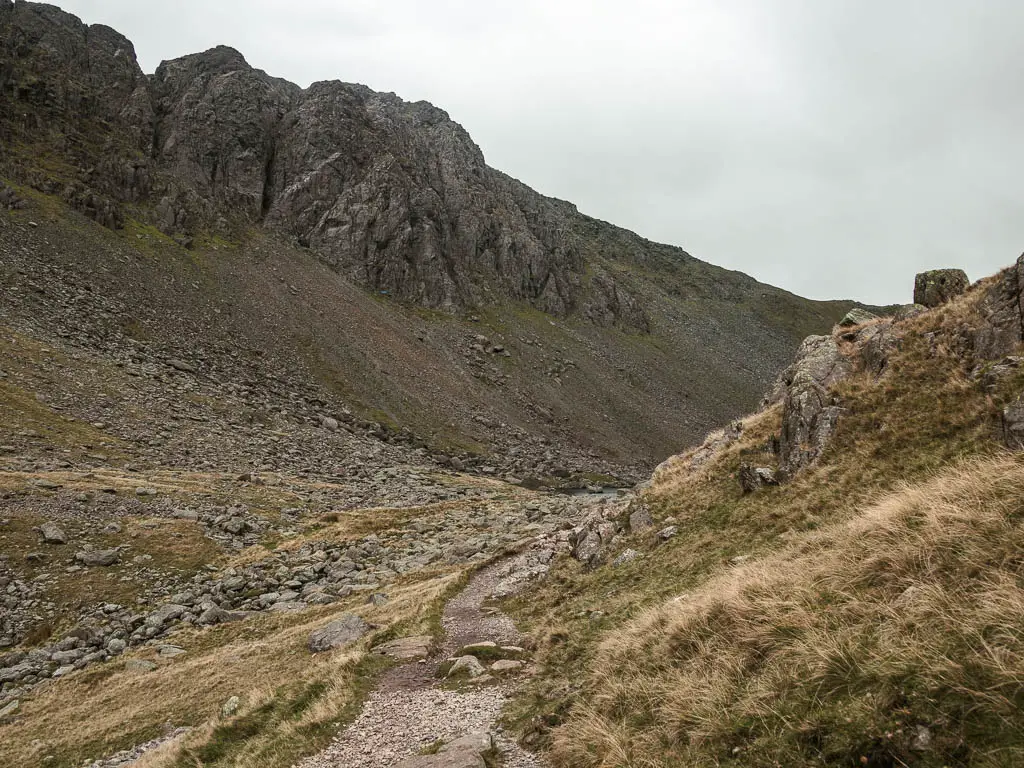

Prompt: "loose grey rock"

[447,655,486,679]
[221,695,240,718]
[198,606,248,626]
[628,504,653,533]
[1003,395,1024,450]
[0,699,19,718]
[146,604,187,628]
[75,549,120,567]
[838,307,878,327]
[738,464,778,493]
[612,548,640,567]
[308,614,369,653]
[40,522,68,544]
[396,732,494,768]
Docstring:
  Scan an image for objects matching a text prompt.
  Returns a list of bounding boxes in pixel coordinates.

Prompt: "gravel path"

[296,556,547,768]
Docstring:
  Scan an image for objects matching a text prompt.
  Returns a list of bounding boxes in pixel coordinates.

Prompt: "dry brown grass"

[0,568,462,768]
[505,284,1024,765]
[552,455,1024,767]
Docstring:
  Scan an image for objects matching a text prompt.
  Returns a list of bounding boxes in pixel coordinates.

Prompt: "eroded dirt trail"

[296,555,548,768]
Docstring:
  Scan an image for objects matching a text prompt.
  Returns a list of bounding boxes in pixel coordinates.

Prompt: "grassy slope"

[505,282,1024,767]
[1,567,462,768]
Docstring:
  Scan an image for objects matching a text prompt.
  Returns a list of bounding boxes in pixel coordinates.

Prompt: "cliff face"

[0,1,622,320]
[0,2,861,469]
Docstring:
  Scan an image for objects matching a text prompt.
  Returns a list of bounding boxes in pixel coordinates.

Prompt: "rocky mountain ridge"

[0,1,857,321]
[0,1,865,470]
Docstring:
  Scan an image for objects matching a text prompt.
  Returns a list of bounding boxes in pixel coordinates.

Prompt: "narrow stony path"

[296,555,549,768]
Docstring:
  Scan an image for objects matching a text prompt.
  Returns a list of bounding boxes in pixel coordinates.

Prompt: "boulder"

[738,464,778,493]
[778,335,852,477]
[838,307,878,327]
[75,549,120,567]
[913,268,969,308]
[569,529,602,565]
[308,614,369,653]
[893,303,927,322]
[627,504,653,533]
[39,522,67,544]
[145,604,187,628]
[197,606,249,626]
[221,695,240,718]
[859,321,900,377]
[396,732,493,768]
[447,655,486,679]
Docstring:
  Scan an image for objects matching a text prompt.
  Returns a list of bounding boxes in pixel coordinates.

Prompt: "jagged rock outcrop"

[0,1,651,326]
[1003,396,1024,450]
[971,254,1024,361]
[838,307,878,327]
[0,1,865,469]
[150,46,300,228]
[778,335,852,477]
[913,269,969,308]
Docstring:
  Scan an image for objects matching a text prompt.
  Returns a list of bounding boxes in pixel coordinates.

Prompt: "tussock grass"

[553,455,1024,767]
[506,286,1024,765]
[0,570,462,768]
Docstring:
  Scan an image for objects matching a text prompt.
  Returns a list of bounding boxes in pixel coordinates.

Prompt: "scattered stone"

[396,732,494,768]
[198,606,248,626]
[0,699,19,718]
[447,655,486,679]
[838,307,878,327]
[308,614,369,653]
[738,464,778,493]
[39,522,67,544]
[75,549,120,567]
[628,504,653,533]
[489,659,523,673]
[612,548,640,567]
[1003,395,1024,450]
[167,359,198,374]
[912,725,933,751]
[221,695,240,718]
[657,525,678,541]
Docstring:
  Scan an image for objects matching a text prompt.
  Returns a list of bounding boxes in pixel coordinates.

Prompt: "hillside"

[502,260,1024,767]
[8,4,1021,768]
[4,249,1022,768]
[0,1,860,475]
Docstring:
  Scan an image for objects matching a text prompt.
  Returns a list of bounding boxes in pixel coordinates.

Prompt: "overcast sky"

[55,0,1024,304]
